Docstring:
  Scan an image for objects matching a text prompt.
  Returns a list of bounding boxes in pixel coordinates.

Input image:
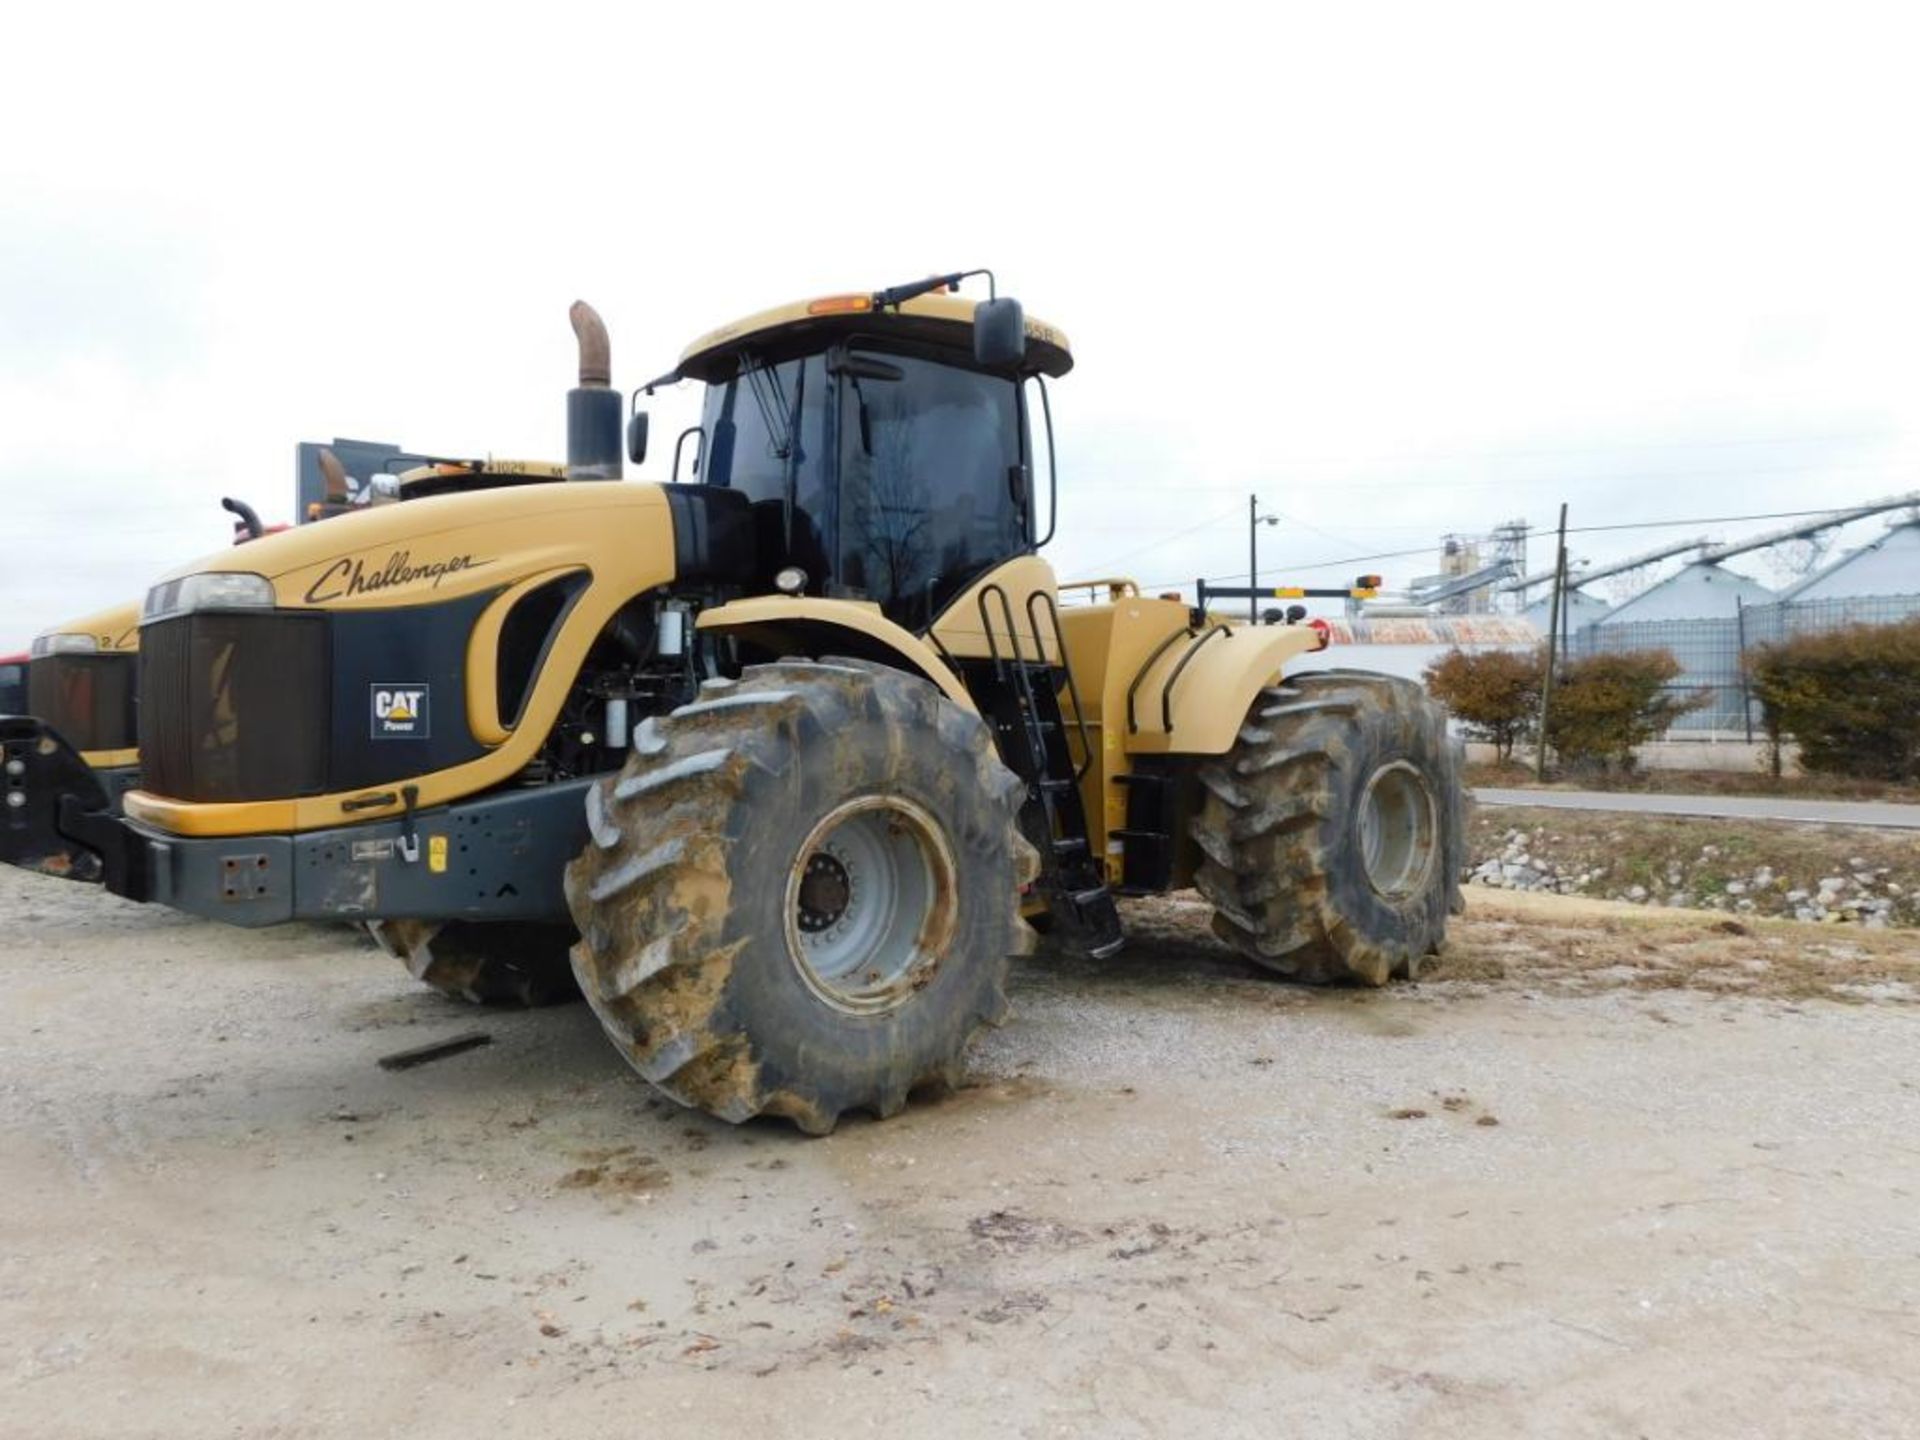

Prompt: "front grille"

[26,654,137,753]
[140,613,330,802]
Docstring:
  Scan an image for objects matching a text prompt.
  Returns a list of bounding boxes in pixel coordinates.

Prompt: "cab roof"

[672,291,1072,385]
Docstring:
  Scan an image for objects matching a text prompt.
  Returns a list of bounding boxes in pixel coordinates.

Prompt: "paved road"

[1475,787,1920,830]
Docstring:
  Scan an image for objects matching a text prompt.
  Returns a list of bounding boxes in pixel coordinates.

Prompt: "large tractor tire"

[369,919,582,1006]
[564,661,1038,1135]
[1192,669,1466,985]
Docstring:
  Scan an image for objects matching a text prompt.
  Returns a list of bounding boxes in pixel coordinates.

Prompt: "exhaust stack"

[566,300,622,481]
[317,448,351,503]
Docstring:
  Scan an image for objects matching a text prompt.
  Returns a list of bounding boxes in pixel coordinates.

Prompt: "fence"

[1572,592,1920,738]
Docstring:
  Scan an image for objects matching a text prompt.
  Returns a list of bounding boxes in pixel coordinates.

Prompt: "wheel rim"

[1357,761,1438,901]
[783,795,958,1016]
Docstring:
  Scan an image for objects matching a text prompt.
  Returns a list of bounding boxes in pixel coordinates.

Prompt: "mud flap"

[0,716,125,886]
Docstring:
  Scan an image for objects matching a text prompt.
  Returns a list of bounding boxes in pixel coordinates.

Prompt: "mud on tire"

[1192,669,1467,985]
[565,660,1038,1135]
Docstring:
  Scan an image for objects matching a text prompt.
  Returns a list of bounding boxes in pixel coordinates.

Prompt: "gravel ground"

[3,870,1919,1438]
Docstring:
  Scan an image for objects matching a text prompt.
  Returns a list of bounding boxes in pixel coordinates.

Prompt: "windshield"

[697,345,1027,627]
[839,349,1025,623]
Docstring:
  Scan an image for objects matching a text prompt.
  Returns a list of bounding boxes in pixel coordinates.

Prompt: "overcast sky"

[4,3,1917,639]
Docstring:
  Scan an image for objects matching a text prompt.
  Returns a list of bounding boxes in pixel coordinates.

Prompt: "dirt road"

[3,871,1918,1439]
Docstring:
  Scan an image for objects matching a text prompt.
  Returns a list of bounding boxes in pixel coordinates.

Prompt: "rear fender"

[1126,623,1324,755]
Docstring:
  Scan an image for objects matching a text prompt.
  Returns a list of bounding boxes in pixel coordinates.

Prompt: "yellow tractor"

[17,602,144,816]
[0,274,1464,1132]
[2,456,573,993]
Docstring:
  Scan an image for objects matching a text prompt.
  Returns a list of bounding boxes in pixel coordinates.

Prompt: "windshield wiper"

[829,353,903,456]
[740,353,793,461]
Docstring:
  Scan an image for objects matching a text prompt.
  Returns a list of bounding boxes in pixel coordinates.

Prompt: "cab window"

[838,349,1026,626]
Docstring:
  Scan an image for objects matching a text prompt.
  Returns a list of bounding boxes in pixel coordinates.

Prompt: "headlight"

[29,632,100,658]
[145,571,276,621]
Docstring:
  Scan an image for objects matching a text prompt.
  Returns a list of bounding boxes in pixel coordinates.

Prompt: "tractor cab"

[639,278,1071,631]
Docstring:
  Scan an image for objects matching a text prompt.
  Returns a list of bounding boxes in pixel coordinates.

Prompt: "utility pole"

[1248,493,1259,626]
[1535,503,1568,780]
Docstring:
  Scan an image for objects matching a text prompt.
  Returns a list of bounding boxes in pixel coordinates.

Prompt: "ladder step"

[1114,772,1171,788]
[1069,886,1111,908]
[1050,836,1089,858]
[1037,777,1078,793]
[1112,828,1169,845]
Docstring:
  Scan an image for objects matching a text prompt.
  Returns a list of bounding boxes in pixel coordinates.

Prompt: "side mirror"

[973,296,1026,369]
[627,406,649,466]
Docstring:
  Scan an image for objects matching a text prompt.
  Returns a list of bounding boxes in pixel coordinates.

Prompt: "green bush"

[1749,618,1920,782]
[1545,650,1705,771]
[1422,647,1544,762]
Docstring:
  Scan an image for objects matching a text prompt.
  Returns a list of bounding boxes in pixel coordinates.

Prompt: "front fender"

[695,597,975,710]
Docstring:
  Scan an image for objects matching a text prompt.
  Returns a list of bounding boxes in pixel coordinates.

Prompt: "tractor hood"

[35,601,141,655]
[144,481,679,619]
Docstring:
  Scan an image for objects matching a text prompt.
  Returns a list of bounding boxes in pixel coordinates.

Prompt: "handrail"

[1159,625,1229,732]
[975,582,1023,675]
[1125,624,1198,734]
[1027,589,1093,780]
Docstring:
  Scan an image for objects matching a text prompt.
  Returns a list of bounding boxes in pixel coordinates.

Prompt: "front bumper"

[2,714,589,930]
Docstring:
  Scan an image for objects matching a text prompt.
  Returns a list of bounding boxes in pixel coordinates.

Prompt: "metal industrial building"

[1768,519,1920,625]
[1573,516,1919,734]
[1378,496,1920,738]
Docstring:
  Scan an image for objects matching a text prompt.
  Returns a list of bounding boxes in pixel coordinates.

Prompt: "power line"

[1135,501,1918,591]
[1260,505,1365,553]
[1071,455,1915,495]
[1074,501,1246,577]
[1107,429,1899,474]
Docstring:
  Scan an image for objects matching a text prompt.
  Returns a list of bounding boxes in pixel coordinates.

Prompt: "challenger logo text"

[304,550,487,604]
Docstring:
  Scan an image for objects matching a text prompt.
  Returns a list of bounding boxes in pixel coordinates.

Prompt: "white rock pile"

[1467,833,1596,898]
[1468,831,1910,929]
